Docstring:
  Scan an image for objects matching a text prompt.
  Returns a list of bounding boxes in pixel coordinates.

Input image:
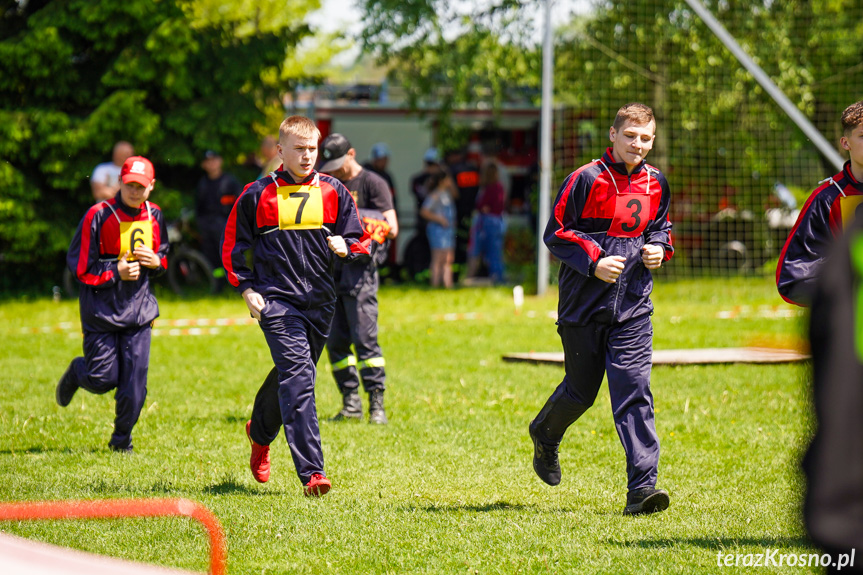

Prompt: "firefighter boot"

[368,389,388,425]
[331,389,362,421]
[528,392,589,486]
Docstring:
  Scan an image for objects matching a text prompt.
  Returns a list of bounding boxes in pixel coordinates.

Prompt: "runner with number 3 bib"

[529,103,674,516]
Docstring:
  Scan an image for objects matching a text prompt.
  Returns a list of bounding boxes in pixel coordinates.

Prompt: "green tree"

[0,0,321,290]
[359,0,541,152]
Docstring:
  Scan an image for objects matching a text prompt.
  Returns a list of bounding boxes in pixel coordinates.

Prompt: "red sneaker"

[304,473,331,497]
[245,420,270,483]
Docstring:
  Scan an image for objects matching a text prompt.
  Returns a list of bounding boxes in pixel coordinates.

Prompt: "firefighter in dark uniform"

[529,103,674,515]
[777,100,863,307]
[319,133,399,424]
[222,117,370,496]
[56,156,169,453]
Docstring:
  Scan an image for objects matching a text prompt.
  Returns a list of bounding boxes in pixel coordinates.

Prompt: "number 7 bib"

[277,184,324,230]
[608,193,650,238]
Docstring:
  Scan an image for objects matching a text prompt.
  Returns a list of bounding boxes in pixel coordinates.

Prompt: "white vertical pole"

[683,0,844,171]
[537,0,554,295]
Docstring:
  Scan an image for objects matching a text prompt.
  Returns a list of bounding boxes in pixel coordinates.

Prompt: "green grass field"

[0,276,819,574]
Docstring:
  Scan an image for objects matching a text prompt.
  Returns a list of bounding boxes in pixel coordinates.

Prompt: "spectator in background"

[466,162,507,284]
[258,135,282,178]
[91,141,134,201]
[410,147,441,219]
[364,142,397,207]
[444,148,480,272]
[420,169,456,289]
[364,142,399,271]
[196,151,241,282]
[405,148,442,277]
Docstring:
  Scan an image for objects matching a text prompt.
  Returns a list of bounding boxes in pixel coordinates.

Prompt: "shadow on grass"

[203,479,280,496]
[605,536,813,550]
[409,501,534,513]
[0,446,100,455]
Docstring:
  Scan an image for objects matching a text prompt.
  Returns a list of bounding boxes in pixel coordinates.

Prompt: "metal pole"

[683,0,844,172]
[537,0,554,295]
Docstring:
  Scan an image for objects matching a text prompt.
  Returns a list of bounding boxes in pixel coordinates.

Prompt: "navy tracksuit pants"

[248,299,333,484]
[555,312,659,491]
[66,325,152,449]
[326,285,386,394]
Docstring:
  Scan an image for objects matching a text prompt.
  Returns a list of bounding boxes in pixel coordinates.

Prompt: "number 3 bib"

[608,192,650,238]
[277,184,324,230]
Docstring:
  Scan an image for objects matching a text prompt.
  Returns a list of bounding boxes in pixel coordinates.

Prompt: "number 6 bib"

[118,221,153,261]
[277,184,324,230]
[608,193,650,238]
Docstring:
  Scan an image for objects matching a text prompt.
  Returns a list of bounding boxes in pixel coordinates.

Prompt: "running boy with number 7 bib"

[529,102,674,515]
[57,155,168,453]
[221,116,370,496]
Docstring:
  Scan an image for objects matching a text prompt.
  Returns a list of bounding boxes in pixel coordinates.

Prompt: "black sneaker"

[529,423,561,486]
[55,360,79,407]
[623,487,670,516]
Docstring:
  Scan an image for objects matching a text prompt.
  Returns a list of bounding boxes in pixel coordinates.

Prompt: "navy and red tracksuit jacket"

[67,198,169,333]
[221,170,370,308]
[544,148,673,326]
[777,161,863,307]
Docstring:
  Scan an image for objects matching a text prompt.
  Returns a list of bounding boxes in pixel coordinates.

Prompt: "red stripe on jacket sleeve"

[77,205,115,286]
[552,176,602,262]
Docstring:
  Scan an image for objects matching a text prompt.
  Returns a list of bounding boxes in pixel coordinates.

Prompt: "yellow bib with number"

[119,221,153,261]
[277,184,324,230]
[841,195,863,229]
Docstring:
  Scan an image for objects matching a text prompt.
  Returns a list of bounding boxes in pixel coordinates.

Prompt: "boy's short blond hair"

[841,101,863,135]
[279,116,321,143]
[613,103,655,131]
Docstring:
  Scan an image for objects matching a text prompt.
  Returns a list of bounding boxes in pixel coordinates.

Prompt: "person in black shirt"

[319,133,398,424]
[195,150,241,277]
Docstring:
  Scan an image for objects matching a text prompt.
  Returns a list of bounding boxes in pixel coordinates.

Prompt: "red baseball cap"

[120,156,155,187]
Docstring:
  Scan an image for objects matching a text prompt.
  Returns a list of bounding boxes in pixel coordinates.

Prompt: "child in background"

[420,169,457,288]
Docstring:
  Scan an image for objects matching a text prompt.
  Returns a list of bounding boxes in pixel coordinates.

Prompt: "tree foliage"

[359,0,541,151]
[0,0,320,289]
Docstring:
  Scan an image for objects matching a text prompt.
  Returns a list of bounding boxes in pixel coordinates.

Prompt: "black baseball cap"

[318,133,351,173]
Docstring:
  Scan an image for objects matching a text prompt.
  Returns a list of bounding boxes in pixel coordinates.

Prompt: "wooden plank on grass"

[502,347,810,366]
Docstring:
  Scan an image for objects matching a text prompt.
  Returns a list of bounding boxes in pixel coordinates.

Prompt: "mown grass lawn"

[0,276,817,574]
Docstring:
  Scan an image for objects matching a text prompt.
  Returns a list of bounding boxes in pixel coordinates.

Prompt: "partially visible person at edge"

[56,156,169,453]
[221,116,371,497]
[466,161,507,284]
[195,150,241,285]
[91,141,134,201]
[805,211,863,575]
[777,100,863,306]
[420,169,457,289]
[529,102,674,516]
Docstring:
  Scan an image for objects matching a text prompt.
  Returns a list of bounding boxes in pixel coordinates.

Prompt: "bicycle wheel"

[167,248,217,296]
